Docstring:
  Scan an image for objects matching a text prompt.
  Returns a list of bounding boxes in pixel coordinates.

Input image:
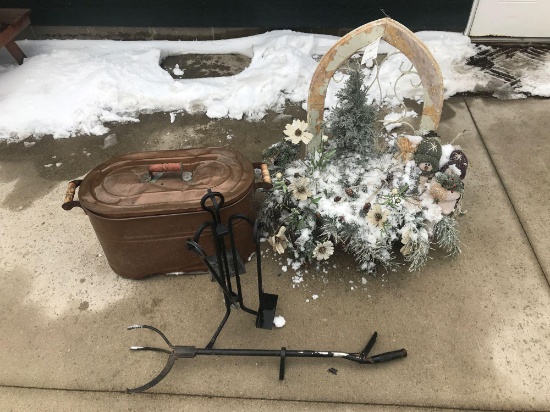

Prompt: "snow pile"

[346,31,488,107]
[0,32,335,141]
[0,30,491,141]
[517,60,550,97]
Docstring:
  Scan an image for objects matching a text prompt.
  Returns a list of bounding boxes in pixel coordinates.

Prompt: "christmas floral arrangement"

[260,68,468,274]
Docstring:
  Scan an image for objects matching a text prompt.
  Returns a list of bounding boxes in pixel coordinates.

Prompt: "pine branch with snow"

[434,215,461,257]
[435,171,464,194]
[327,67,380,158]
[262,140,300,174]
[400,218,431,271]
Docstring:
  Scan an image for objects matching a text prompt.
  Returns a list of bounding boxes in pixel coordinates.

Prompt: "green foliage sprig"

[328,67,379,158]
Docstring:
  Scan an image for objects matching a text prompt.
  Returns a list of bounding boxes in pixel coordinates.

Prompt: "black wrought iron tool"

[126,190,407,393]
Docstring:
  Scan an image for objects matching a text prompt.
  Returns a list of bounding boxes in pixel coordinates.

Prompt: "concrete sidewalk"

[0,97,549,411]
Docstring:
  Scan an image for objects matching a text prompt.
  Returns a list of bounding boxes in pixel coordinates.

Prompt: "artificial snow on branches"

[327,68,379,158]
[260,72,467,275]
[262,139,300,174]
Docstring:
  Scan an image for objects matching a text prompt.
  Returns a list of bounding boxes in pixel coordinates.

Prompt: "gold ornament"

[395,137,417,162]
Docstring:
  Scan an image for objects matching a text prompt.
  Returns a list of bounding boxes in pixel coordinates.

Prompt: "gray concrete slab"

[1,98,549,411]
[464,97,550,284]
[0,387,476,412]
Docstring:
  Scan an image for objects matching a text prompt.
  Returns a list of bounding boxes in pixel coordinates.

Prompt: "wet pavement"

[0,51,549,410]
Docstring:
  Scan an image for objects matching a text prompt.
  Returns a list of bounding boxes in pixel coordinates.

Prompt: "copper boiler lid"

[78,148,254,218]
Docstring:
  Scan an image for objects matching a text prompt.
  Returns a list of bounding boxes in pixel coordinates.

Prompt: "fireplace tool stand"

[127,190,407,394]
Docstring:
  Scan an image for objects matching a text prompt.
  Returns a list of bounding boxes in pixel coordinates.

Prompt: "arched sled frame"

[306,18,444,154]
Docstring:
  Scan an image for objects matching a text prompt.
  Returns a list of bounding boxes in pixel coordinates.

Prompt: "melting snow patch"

[274,316,286,328]
[292,275,303,284]
[172,64,184,76]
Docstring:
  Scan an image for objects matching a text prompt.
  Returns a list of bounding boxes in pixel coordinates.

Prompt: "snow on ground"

[373,31,488,102]
[517,60,550,97]
[0,30,545,141]
[0,31,334,141]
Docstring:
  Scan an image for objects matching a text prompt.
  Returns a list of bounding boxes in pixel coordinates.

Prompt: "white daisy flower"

[283,120,313,145]
[366,204,390,228]
[268,226,288,254]
[312,241,334,261]
[288,177,312,201]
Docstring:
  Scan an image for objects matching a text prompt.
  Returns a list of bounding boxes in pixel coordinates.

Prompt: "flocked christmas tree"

[328,67,379,158]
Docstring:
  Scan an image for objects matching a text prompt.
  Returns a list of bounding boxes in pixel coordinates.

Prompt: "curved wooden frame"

[306,18,444,154]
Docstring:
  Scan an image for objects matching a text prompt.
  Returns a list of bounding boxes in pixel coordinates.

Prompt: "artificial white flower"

[288,177,312,201]
[268,226,288,254]
[366,204,390,228]
[283,120,313,145]
[312,241,334,261]
[322,134,329,142]
[275,172,283,179]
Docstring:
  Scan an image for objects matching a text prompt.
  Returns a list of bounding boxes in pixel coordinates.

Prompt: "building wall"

[1,0,473,33]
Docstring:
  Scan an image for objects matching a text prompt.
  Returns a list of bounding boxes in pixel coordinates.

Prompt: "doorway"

[467,0,550,38]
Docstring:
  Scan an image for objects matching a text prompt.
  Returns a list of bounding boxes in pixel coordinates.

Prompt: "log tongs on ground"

[126,190,407,393]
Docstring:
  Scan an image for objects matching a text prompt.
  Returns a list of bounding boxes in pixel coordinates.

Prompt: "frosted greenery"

[435,171,465,193]
[434,215,461,257]
[262,140,300,174]
[327,68,379,158]
[259,67,466,276]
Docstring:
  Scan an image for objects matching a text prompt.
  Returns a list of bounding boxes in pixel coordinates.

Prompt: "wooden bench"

[0,8,31,64]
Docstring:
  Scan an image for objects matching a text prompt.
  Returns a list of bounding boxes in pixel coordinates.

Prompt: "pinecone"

[386,172,394,183]
[338,215,345,222]
[294,172,301,178]
[363,202,371,212]
[334,196,342,202]
[345,188,354,197]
